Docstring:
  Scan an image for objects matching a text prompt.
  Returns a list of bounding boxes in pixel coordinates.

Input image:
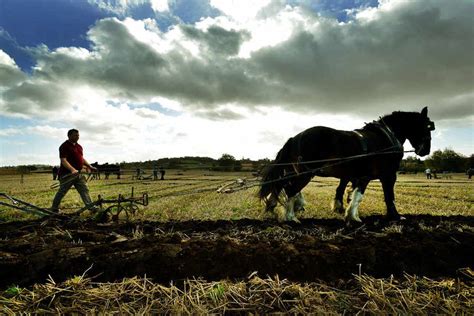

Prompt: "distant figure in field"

[467,168,474,179]
[153,165,158,181]
[51,129,97,213]
[159,166,165,180]
[135,168,141,179]
[52,166,58,180]
[425,168,432,179]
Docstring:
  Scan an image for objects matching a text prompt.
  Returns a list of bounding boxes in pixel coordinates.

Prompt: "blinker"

[427,121,435,131]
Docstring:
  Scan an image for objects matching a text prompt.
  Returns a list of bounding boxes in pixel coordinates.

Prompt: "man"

[425,168,432,179]
[52,166,58,180]
[153,164,158,181]
[159,166,165,180]
[51,129,97,213]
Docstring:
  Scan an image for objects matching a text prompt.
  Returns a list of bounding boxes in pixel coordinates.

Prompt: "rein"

[50,171,94,189]
[267,146,410,167]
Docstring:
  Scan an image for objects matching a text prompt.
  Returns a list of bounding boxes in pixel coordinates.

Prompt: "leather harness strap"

[353,130,368,153]
[374,121,403,151]
[353,121,403,155]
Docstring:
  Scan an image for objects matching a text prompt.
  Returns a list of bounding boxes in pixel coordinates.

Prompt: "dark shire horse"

[259,107,435,224]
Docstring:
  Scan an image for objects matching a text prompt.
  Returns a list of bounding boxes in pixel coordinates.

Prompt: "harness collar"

[373,119,403,151]
[353,130,368,153]
[354,120,404,154]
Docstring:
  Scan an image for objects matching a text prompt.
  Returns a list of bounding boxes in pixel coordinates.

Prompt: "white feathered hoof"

[345,215,363,227]
[286,215,301,224]
[345,214,362,223]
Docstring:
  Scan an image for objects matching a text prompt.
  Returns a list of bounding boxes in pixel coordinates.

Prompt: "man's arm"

[83,159,98,172]
[60,158,79,174]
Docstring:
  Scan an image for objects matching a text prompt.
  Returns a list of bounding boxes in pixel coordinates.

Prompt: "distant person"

[52,166,58,180]
[467,168,473,179]
[159,166,165,180]
[425,168,432,179]
[51,129,97,213]
[153,165,158,180]
[135,168,141,180]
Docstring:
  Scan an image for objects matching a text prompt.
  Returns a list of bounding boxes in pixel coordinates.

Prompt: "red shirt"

[58,141,84,177]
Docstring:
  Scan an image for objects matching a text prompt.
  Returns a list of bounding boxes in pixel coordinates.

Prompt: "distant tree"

[217,154,237,171]
[424,149,467,172]
[399,156,424,173]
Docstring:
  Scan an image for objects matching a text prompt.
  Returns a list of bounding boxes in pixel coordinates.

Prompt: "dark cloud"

[195,108,246,121]
[0,63,26,87]
[250,1,474,117]
[2,81,69,114]
[181,25,250,56]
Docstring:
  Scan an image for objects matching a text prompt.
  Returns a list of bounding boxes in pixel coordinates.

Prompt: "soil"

[0,215,473,288]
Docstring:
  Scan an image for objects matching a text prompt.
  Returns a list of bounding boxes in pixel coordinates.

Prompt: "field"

[0,171,473,313]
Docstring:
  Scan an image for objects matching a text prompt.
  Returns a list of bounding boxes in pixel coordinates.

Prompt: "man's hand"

[71,169,79,175]
[88,166,98,172]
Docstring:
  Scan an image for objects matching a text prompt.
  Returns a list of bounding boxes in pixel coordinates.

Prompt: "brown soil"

[0,215,473,288]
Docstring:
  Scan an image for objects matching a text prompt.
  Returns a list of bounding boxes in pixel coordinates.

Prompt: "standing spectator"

[52,166,58,180]
[159,166,165,180]
[153,164,158,180]
[51,129,97,213]
[425,168,432,179]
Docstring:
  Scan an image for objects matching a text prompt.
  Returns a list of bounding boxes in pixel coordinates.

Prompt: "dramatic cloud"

[0,50,26,88]
[0,0,472,165]
[2,0,472,123]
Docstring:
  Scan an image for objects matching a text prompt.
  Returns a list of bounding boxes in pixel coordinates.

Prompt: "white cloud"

[0,50,18,67]
[210,0,272,22]
[0,50,26,89]
[150,0,169,12]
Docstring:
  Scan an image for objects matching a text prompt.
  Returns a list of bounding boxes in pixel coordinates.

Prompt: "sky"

[0,0,473,166]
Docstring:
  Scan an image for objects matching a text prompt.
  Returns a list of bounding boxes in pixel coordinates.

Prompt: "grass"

[0,170,473,222]
[1,171,473,314]
[1,271,472,314]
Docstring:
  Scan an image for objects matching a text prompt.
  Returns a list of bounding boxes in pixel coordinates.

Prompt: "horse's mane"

[360,110,422,134]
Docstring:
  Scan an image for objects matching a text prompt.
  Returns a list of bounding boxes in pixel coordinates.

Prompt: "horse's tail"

[258,138,294,205]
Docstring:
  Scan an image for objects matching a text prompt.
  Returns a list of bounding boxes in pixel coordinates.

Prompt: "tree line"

[400,149,473,173]
[3,149,472,174]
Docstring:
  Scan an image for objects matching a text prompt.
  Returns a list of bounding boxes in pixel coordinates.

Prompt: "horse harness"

[353,121,403,154]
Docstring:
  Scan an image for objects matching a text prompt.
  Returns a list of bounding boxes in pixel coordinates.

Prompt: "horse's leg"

[346,181,354,204]
[331,178,349,214]
[381,174,404,221]
[265,193,278,212]
[284,175,312,223]
[345,179,369,224]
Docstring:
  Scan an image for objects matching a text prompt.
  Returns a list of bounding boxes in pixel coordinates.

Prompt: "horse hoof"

[345,216,362,225]
[286,217,301,224]
[387,213,404,222]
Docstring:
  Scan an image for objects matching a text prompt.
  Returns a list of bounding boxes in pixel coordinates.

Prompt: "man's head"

[67,129,80,143]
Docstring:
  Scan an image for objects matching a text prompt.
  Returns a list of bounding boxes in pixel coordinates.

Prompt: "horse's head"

[406,107,435,156]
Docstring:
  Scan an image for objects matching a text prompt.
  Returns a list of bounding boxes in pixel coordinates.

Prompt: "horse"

[259,107,435,224]
[91,162,122,179]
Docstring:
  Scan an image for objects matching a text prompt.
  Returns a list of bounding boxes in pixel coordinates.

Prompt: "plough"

[0,193,58,217]
[75,188,149,222]
[0,188,148,222]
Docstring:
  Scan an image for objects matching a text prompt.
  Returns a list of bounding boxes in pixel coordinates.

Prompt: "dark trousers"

[52,175,93,211]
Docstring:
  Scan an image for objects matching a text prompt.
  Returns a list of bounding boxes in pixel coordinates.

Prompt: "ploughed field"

[0,215,473,288]
[0,172,473,313]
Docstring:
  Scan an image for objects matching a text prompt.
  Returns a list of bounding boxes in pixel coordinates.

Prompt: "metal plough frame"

[0,188,148,222]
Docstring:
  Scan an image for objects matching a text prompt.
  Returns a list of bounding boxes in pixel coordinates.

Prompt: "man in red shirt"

[51,129,98,213]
